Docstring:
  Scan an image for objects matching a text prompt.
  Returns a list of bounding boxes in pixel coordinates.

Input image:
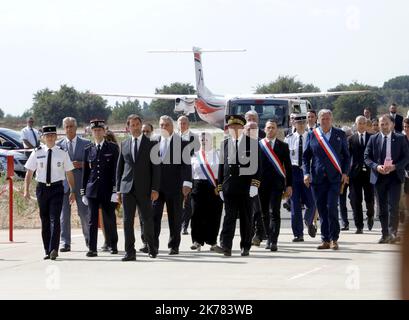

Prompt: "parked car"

[0,128,29,178]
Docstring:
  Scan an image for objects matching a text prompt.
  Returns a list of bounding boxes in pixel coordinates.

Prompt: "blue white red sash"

[259,138,286,178]
[196,150,217,187]
[312,128,342,174]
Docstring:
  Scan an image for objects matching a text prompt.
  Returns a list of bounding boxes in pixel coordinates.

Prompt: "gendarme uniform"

[284,115,316,240]
[24,125,74,258]
[81,119,119,256]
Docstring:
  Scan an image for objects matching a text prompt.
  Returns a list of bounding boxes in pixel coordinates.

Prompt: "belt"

[38,181,63,187]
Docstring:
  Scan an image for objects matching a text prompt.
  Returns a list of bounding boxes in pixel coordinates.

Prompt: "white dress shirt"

[21,126,40,148]
[25,144,74,183]
[284,131,308,166]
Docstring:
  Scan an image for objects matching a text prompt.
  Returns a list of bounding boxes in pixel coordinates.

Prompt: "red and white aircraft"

[94,47,367,129]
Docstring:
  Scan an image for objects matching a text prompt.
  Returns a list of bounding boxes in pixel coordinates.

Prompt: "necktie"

[133,138,138,161]
[68,140,74,160]
[298,135,303,167]
[31,128,38,147]
[235,139,239,164]
[161,138,168,160]
[381,136,387,164]
[46,149,52,185]
[97,144,101,159]
[360,134,364,147]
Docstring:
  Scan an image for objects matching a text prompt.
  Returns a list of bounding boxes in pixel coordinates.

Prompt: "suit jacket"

[259,138,292,191]
[218,135,261,196]
[364,132,409,184]
[303,127,350,184]
[393,114,404,133]
[348,132,372,179]
[156,134,192,194]
[81,141,119,199]
[258,128,266,139]
[116,135,160,196]
[57,136,91,193]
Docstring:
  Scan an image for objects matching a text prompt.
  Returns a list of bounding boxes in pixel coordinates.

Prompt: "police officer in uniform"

[214,115,261,257]
[81,120,119,257]
[284,115,317,241]
[24,125,76,260]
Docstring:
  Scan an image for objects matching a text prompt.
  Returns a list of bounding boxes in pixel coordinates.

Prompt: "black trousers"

[220,194,252,250]
[88,196,118,252]
[339,183,350,227]
[251,195,267,240]
[350,171,374,229]
[153,192,183,251]
[181,193,192,231]
[36,183,64,254]
[375,174,402,237]
[190,180,223,246]
[259,186,284,245]
[122,190,155,255]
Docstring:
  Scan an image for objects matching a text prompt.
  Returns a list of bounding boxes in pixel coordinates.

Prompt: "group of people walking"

[22,103,409,260]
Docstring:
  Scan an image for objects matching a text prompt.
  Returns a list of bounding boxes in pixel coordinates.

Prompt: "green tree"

[331,82,381,122]
[150,82,196,120]
[78,92,111,124]
[383,75,409,90]
[110,100,142,122]
[255,75,320,94]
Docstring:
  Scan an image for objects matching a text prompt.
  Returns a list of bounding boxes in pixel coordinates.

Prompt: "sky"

[0,0,408,116]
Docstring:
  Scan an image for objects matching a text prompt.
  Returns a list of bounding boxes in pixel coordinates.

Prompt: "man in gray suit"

[117,114,161,261]
[58,117,91,251]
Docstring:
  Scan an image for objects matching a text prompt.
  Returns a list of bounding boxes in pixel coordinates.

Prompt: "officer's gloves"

[249,186,258,198]
[219,191,224,202]
[110,193,118,203]
[82,196,88,206]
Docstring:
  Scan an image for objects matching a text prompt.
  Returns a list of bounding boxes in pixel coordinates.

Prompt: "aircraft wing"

[91,92,197,100]
[230,90,370,99]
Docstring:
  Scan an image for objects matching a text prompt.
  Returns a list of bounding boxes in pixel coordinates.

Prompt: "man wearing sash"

[214,115,261,257]
[303,109,350,250]
[190,132,223,251]
[259,119,293,252]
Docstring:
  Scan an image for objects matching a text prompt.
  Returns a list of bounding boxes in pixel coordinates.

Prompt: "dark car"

[0,128,29,177]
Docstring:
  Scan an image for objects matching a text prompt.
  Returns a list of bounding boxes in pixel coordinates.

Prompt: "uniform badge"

[57,162,62,167]
[337,136,341,141]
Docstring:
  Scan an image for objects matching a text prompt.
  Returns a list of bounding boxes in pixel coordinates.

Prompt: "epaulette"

[216,184,222,193]
[34,146,42,151]
[287,133,294,137]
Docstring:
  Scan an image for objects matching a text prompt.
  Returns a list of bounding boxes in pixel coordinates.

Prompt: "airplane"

[94,47,368,129]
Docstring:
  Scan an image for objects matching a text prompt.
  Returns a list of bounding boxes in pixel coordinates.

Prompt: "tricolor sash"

[259,138,286,178]
[312,128,342,174]
[196,150,217,187]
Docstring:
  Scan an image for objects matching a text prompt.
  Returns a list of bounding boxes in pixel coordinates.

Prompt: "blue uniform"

[303,127,350,243]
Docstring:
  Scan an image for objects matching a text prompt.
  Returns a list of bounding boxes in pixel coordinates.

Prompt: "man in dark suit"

[117,115,160,261]
[177,115,200,235]
[390,103,404,133]
[245,110,266,139]
[303,109,350,250]
[214,115,261,256]
[58,117,91,252]
[152,115,192,255]
[259,119,293,251]
[81,119,119,257]
[348,116,375,233]
[364,114,409,243]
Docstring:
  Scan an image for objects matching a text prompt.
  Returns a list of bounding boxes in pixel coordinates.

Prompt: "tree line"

[1,75,408,127]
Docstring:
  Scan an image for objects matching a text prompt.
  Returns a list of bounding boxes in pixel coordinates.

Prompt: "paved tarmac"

[0,212,402,300]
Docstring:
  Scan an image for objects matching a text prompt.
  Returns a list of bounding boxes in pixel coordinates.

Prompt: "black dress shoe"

[86,251,98,257]
[182,229,189,235]
[240,248,250,256]
[308,225,317,238]
[149,252,158,259]
[101,245,110,252]
[367,216,374,231]
[139,246,149,253]
[341,225,349,231]
[213,245,231,256]
[223,249,232,257]
[270,244,278,252]
[355,229,363,234]
[169,248,179,255]
[110,248,118,254]
[265,243,271,250]
[292,237,304,242]
[50,250,58,260]
[122,255,136,261]
[60,245,71,252]
[43,255,50,260]
[378,236,390,244]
